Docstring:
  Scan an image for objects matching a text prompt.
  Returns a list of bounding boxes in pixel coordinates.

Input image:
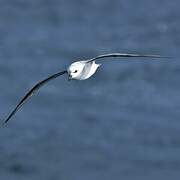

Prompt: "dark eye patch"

[74,70,78,73]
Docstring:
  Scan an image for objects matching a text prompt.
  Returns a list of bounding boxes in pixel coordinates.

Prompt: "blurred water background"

[0,0,180,179]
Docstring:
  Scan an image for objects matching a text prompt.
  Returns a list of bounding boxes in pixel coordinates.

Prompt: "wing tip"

[0,120,7,128]
[146,55,170,58]
[0,116,11,128]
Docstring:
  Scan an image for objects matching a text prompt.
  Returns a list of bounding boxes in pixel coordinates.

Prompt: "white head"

[67,61,101,80]
[67,61,86,80]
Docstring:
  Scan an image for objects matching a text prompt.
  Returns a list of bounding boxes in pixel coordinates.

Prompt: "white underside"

[80,61,101,80]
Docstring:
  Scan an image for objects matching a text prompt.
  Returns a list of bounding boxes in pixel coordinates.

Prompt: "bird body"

[68,61,101,80]
[1,52,167,125]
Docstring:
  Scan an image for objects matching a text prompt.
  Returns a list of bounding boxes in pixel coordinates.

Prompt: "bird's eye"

[74,70,78,73]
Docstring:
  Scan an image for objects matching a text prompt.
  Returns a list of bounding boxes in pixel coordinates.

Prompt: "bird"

[2,53,166,125]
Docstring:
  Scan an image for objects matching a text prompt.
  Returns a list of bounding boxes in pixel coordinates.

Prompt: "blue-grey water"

[0,0,180,180]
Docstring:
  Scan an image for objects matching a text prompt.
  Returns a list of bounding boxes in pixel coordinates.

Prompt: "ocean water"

[0,0,180,179]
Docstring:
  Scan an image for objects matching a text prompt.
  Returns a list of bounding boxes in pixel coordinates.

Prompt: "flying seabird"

[2,53,166,125]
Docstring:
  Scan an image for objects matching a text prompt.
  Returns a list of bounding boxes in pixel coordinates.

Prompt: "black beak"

[68,74,72,81]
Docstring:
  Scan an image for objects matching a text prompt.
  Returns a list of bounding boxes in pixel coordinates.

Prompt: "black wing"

[2,70,67,125]
[88,53,167,62]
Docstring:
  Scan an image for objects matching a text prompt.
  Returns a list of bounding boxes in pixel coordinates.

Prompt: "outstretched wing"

[87,53,167,62]
[2,70,67,125]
